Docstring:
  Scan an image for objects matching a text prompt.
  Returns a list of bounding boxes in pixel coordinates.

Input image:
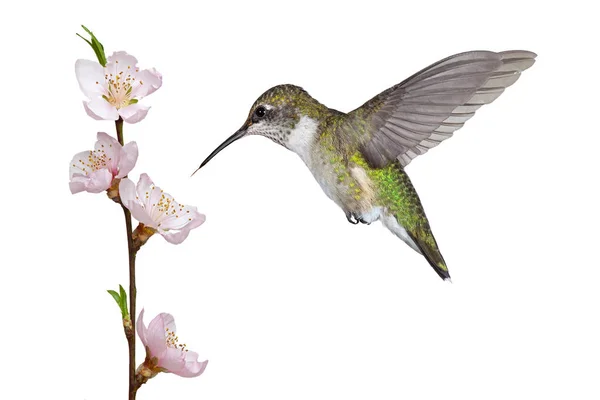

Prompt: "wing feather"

[352,50,536,168]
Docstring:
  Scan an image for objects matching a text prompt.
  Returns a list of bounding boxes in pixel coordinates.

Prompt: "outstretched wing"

[352,50,536,168]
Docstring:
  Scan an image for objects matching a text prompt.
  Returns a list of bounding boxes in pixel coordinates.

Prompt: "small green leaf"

[75,33,92,47]
[108,286,129,318]
[107,290,121,307]
[119,285,129,317]
[77,25,107,67]
[81,25,93,35]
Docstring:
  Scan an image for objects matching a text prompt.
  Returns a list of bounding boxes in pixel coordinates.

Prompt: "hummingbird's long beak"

[192,127,247,176]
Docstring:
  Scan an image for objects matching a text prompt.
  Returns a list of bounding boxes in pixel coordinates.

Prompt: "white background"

[1,1,598,399]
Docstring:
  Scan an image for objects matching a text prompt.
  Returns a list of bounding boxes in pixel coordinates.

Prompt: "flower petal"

[159,225,194,244]
[95,132,120,150]
[87,169,113,192]
[69,169,112,194]
[130,202,157,228]
[119,178,157,227]
[84,98,119,121]
[136,173,162,211]
[82,101,104,121]
[68,177,87,194]
[137,173,154,190]
[69,150,92,180]
[119,103,150,124]
[135,68,163,98]
[160,206,205,230]
[106,51,139,74]
[118,177,138,204]
[159,347,186,374]
[136,309,149,348]
[95,132,121,175]
[116,141,138,178]
[145,68,163,96]
[163,313,177,333]
[159,210,206,244]
[136,173,154,205]
[146,313,174,360]
[75,59,106,99]
[176,352,208,378]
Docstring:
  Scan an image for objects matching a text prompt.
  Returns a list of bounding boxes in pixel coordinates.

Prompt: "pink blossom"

[137,309,208,377]
[119,174,206,244]
[75,51,162,124]
[69,132,138,194]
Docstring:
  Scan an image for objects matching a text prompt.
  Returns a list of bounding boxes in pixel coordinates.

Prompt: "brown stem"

[116,118,139,400]
[124,205,137,400]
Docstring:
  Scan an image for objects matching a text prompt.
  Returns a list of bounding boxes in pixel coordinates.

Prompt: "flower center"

[165,327,188,353]
[155,190,173,214]
[101,64,143,109]
[145,185,191,226]
[72,144,114,176]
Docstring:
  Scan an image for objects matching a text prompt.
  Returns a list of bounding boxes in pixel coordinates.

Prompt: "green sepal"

[76,25,107,67]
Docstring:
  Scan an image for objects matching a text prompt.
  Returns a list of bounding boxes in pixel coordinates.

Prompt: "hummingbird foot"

[346,212,371,225]
[346,212,359,225]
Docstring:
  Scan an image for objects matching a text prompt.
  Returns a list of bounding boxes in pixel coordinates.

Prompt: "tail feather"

[380,212,450,281]
[407,229,450,281]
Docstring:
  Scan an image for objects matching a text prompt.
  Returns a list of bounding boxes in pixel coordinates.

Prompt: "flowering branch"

[72,26,208,400]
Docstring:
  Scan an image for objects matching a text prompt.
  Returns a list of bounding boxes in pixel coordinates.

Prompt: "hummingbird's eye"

[254,106,267,119]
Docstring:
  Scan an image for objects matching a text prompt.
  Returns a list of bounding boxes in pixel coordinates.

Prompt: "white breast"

[287,115,319,165]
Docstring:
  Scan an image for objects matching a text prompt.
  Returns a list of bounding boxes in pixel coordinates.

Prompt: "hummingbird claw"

[346,212,371,225]
[346,212,359,225]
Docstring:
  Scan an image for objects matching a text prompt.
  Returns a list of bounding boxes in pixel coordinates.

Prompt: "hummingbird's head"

[194,85,327,172]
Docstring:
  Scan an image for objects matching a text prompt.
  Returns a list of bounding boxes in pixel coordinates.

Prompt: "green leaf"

[108,286,129,318]
[77,25,107,67]
[119,285,129,317]
[81,25,93,35]
[107,290,121,307]
[75,33,92,47]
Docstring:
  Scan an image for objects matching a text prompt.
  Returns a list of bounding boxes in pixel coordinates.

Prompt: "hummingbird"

[194,50,536,280]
